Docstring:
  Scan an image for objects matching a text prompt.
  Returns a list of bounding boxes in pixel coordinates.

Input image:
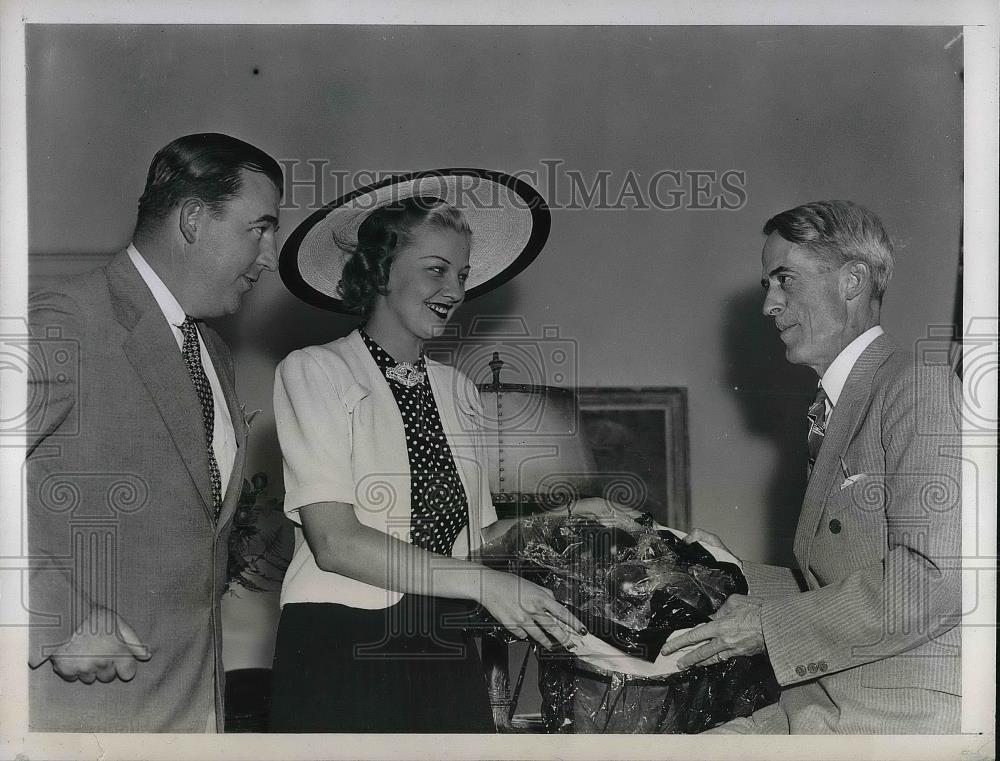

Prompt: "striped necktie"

[179,317,223,519]
[807,385,829,477]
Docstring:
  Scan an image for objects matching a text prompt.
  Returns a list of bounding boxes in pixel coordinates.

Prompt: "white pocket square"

[839,474,867,490]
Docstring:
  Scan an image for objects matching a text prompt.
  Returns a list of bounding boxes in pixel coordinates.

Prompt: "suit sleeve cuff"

[760,596,833,686]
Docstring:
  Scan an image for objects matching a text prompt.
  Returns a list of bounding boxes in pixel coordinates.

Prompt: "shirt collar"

[359,328,426,374]
[820,325,884,406]
[126,243,187,329]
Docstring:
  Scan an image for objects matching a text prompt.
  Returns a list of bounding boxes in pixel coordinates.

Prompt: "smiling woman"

[340,197,471,360]
[266,169,568,733]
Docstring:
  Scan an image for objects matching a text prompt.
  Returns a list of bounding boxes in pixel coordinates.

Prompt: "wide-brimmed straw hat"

[280,168,551,312]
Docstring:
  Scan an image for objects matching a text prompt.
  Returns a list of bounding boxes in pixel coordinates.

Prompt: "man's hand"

[683,528,738,561]
[48,607,151,684]
[659,594,765,668]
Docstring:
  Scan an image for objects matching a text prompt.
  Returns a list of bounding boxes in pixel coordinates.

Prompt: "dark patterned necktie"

[180,317,222,519]
[806,384,829,477]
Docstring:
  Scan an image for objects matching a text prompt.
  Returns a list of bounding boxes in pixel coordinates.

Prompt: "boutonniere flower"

[227,471,289,594]
[240,404,262,434]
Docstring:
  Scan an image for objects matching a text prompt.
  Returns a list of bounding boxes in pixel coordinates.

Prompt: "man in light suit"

[26,133,282,731]
[662,200,961,733]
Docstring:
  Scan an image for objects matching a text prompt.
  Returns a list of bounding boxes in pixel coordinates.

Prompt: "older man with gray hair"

[662,200,962,734]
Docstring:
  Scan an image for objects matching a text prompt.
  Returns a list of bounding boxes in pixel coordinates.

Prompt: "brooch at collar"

[386,362,426,388]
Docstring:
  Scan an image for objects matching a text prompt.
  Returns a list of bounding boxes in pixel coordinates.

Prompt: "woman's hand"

[478,569,587,650]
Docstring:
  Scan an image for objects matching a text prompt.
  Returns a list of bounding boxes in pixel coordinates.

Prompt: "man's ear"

[841,260,871,301]
[178,198,203,244]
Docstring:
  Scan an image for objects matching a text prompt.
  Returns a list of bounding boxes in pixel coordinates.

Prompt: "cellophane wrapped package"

[475,512,780,733]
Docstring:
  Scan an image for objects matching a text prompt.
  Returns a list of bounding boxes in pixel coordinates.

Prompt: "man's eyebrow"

[252,214,279,227]
[761,265,793,287]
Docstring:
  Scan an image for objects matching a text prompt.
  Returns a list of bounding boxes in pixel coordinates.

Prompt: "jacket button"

[818,661,828,672]
[807,662,818,673]
[795,665,807,677]
[829,518,842,534]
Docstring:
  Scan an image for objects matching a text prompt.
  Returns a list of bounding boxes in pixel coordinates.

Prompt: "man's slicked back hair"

[135,133,283,233]
[763,200,894,299]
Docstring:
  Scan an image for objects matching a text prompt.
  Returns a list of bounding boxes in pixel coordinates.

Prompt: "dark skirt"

[268,596,496,733]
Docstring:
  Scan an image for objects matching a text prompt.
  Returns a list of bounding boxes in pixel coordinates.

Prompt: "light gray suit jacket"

[743,333,961,733]
[26,252,248,731]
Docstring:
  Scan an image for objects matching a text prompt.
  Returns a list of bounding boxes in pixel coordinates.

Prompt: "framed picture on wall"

[576,387,690,530]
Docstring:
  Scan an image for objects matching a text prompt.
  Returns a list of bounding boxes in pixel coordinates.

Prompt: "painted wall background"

[26,24,962,671]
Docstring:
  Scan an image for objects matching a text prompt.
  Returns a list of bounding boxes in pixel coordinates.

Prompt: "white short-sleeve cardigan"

[274,329,498,609]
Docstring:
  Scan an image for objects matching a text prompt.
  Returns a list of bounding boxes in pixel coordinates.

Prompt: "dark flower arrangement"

[226,472,291,594]
[476,513,780,733]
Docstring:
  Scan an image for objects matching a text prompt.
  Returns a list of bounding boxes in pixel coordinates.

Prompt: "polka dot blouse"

[360,330,470,556]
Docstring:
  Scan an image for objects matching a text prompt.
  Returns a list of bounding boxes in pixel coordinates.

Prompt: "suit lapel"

[107,253,217,524]
[795,334,896,571]
[200,325,247,532]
